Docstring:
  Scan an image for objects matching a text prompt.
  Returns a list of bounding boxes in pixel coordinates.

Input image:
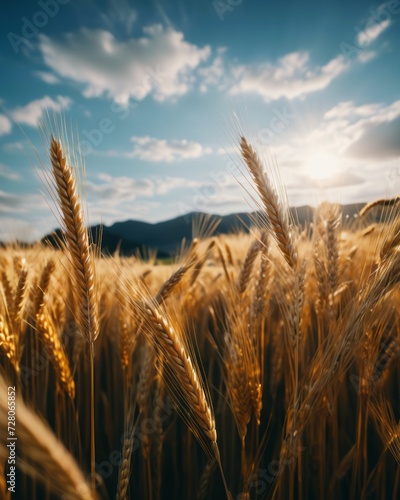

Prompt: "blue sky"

[0,0,400,241]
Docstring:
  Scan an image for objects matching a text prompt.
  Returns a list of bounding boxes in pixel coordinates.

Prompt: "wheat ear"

[360,196,400,216]
[139,300,217,447]
[34,258,55,315]
[240,136,297,270]
[49,137,99,343]
[36,312,75,399]
[155,259,195,304]
[237,239,261,294]
[0,313,18,373]
[11,263,28,359]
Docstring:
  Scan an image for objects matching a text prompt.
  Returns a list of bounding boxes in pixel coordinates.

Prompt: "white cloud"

[356,4,392,48]
[245,98,400,207]
[198,48,226,93]
[356,51,377,63]
[0,114,12,135]
[87,173,203,203]
[3,141,24,152]
[83,173,204,224]
[315,99,400,155]
[99,136,213,162]
[129,136,212,162]
[229,52,349,102]
[0,191,47,215]
[98,0,137,35]
[357,19,391,46]
[35,71,60,84]
[10,95,72,127]
[0,216,52,243]
[86,175,153,204]
[0,163,20,181]
[38,25,211,104]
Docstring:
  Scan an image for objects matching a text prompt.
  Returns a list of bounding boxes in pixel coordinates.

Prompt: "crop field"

[1,136,400,500]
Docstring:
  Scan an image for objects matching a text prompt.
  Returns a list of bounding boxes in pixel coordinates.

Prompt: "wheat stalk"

[49,136,99,492]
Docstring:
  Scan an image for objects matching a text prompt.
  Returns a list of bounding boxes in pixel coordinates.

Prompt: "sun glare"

[305,150,339,181]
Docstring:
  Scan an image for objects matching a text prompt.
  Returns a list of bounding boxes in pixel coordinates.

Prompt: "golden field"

[1,136,400,499]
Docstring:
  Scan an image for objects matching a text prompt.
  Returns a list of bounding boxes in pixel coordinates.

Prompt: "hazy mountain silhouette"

[36,203,372,257]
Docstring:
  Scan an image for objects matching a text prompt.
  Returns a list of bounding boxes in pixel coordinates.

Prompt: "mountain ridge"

[34,203,369,257]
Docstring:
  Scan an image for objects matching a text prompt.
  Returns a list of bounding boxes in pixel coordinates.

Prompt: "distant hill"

[37,203,369,257]
[41,212,258,257]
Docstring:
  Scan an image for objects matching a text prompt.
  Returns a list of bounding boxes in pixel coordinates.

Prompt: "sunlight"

[304,150,339,181]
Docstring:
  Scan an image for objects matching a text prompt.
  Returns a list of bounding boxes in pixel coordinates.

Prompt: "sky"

[0,0,399,241]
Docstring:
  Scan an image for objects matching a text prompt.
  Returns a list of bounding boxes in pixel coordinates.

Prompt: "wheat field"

[1,135,400,499]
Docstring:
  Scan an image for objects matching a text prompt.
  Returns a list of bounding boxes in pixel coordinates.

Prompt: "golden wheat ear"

[239,136,298,270]
[35,311,75,399]
[49,136,99,344]
[360,196,400,217]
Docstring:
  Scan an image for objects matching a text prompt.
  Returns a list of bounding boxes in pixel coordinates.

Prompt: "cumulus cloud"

[83,173,205,224]
[35,71,60,84]
[10,95,72,127]
[129,136,212,162]
[86,173,203,205]
[86,175,153,204]
[98,0,137,35]
[233,98,400,209]
[98,136,213,162]
[0,191,46,215]
[356,19,391,47]
[0,216,52,242]
[3,141,24,152]
[296,171,365,190]
[229,52,349,102]
[38,25,211,104]
[197,48,227,93]
[0,114,12,135]
[356,2,393,48]
[318,99,400,156]
[0,163,20,181]
[346,116,400,159]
